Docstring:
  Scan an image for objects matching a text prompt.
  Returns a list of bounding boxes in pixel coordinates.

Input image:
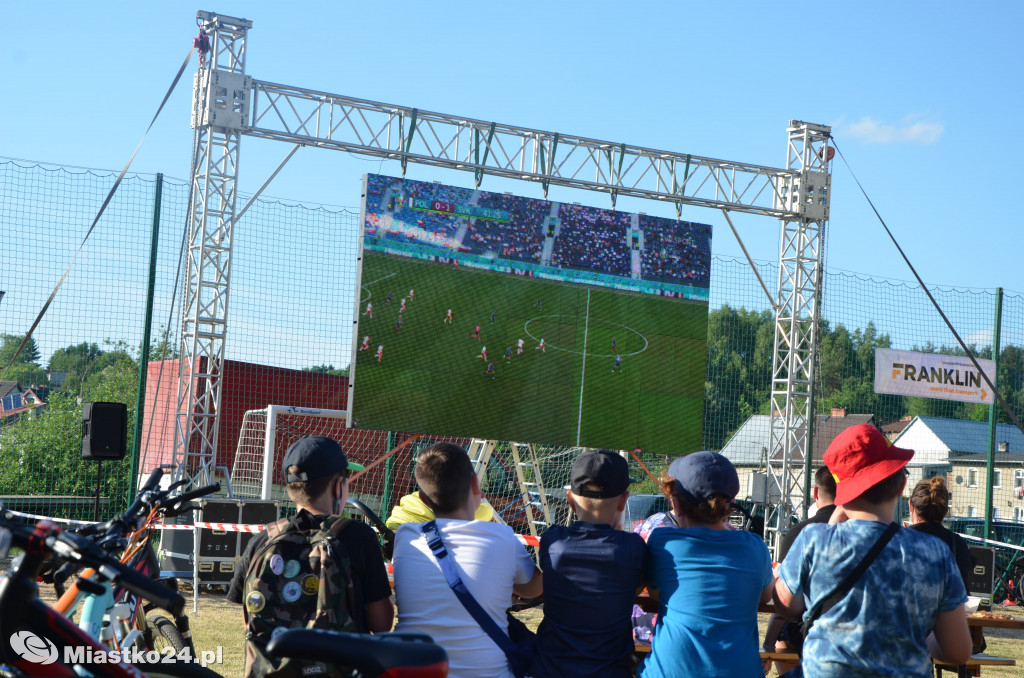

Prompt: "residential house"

[882,415,913,442]
[0,381,48,425]
[892,417,1024,520]
[892,416,1024,514]
[946,447,1024,521]
[719,409,875,505]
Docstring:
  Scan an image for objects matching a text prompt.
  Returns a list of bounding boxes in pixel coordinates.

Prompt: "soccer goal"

[228,405,650,541]
[231,405,352,500]
[229,405,430,519]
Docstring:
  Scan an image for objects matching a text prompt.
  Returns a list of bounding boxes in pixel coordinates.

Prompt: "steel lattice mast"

[764,122,832,556]
[174,11,252,487]
[177,12,832,533]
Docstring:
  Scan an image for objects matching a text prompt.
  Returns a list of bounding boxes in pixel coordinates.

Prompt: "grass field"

[28,576,1024,677]
[178,593,1024,677]
[351,250,707,454]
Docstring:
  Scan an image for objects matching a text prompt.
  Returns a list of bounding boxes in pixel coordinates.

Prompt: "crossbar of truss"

[245,80,800,219]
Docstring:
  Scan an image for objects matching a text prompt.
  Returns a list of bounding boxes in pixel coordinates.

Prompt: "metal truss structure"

[764,123,831,556]
[174,11,252,487]
[178,12,831,547]
[245,80,798,219]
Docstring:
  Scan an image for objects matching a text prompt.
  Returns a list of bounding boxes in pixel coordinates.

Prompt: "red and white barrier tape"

[4,509,539,545]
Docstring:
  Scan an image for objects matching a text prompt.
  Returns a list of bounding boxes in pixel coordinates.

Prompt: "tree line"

[0,333,176,517]
[703,305,1024,451]
[3,305,1024,515]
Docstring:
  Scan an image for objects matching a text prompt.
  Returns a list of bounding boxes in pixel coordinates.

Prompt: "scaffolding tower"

[178,12,831,558]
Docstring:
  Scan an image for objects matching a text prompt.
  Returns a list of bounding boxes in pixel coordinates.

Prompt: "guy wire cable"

[1,44,197,374]
[830,136,1024,438]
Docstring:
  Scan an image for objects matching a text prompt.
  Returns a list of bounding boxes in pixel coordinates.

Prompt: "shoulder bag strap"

[421,520,518,659]
[804,522,900,627]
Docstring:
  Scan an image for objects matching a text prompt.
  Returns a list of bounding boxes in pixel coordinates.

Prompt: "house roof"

[719,413,876,466]
[0,381,21,399]
[881,417,912,437]
[949,452,1024,466]
[892,416,1024,456]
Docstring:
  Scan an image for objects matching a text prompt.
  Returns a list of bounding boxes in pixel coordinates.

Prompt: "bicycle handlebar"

[43,524,184,615]
[77,476,220,540]
[76,468,166,540]
[0,516,185,615]
[163,483,220,518]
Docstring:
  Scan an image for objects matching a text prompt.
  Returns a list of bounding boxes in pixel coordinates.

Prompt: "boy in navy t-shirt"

[532,450,647,678]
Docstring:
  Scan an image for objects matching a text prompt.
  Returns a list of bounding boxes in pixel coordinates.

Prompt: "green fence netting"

[2,159,1023,550]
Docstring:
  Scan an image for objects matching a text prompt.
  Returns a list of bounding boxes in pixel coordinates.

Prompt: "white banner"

[874,348,996,405]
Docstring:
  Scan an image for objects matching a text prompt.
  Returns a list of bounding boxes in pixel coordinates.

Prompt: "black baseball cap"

[570,449,631,498]
[282,436,365,483]
[668,451,739,504]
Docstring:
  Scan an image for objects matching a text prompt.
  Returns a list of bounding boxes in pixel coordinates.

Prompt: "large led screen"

[349,174,711,453]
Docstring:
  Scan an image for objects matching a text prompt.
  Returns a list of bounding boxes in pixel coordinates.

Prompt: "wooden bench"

[757,651,1014,678]
[637,646,798,661]
[933,653,1015,678]
[637,646,1013,678]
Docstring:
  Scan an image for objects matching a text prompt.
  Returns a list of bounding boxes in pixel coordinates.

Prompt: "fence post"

[985,287,1003,540]
[382,430,397,516]
[131,173,163,490]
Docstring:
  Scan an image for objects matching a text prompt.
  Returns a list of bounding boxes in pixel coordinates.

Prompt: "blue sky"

[2,1,1022,360]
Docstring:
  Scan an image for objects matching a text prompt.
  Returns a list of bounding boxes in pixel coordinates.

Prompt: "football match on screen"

[349,174,712,453]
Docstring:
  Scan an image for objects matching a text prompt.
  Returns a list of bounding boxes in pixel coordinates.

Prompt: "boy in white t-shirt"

[393,442,543,678]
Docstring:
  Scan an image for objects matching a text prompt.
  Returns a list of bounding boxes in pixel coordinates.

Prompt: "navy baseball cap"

[282,436,365,483]
[668,451,739,504]
[570,449,631,498]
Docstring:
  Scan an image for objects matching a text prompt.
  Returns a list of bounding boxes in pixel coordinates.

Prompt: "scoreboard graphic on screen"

[349,174,711,454]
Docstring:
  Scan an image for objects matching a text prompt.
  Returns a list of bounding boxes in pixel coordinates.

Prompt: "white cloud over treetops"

[834,114,944,145]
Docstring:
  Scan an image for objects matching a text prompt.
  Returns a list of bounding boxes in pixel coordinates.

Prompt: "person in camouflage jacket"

[227,436,394,677]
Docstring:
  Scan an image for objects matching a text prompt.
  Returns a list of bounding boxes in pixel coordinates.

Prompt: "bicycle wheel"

[132,659,222,678]
[147,615,186,654]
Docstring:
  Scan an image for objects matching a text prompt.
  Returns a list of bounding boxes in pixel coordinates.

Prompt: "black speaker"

[81,401,127,460]
[967,545,996,600]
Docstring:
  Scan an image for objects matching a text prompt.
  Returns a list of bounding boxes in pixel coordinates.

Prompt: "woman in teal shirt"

[641,452,774,678]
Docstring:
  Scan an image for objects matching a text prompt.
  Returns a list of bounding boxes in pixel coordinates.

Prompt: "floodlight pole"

[180,14,832,546]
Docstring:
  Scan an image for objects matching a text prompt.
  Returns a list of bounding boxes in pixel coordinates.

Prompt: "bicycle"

[0,509,219,677]
[44,468,220,657]
[0,479,450,678]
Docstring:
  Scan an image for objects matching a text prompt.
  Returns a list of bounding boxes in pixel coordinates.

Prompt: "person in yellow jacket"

[386,490,496,531]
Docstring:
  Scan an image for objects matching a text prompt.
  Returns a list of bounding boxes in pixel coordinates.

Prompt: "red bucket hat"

[824,424,914,505]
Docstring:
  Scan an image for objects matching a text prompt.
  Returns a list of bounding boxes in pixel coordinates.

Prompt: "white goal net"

[228,405,660,538]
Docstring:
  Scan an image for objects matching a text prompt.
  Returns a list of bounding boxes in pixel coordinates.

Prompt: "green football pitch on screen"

[350,250,706,454]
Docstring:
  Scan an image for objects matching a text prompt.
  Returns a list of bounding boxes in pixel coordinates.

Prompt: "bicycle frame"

[53,566,143,652]
[51,506,194,654]
[0,525,151,677]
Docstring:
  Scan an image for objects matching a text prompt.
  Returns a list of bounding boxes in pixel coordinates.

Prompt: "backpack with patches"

[243,515,359,678]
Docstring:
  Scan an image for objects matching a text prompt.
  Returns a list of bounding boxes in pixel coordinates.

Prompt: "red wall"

[140,361,516,527]
[140,359,348,474]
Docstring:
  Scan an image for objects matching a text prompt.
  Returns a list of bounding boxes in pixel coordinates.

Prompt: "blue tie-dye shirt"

[778,520,967,678]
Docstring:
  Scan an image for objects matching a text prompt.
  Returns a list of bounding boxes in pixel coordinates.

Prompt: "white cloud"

[964,328,993,348]
[835,115,944,145]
